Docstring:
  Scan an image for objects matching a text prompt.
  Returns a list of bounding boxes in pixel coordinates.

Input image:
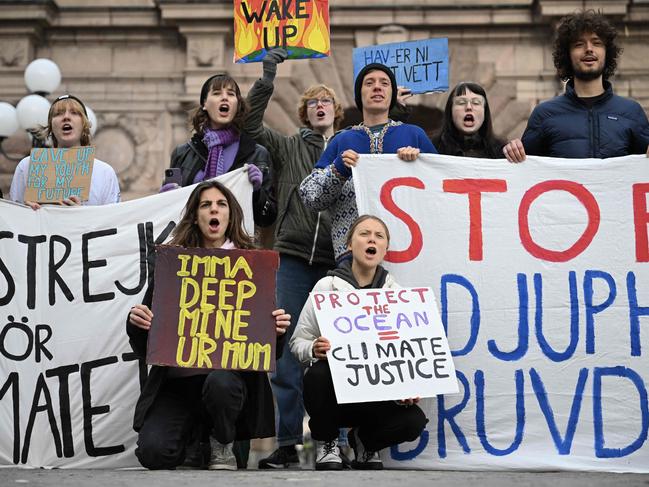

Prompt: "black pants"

[303,361,428,452]
[135,371,247,470]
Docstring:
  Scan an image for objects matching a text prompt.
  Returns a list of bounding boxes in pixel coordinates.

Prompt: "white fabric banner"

[354,154,649,472]
[0,169,252,468]
[312,287,458,404]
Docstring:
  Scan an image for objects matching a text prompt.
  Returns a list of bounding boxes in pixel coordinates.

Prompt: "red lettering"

[519,180,600,262]
[385,290,397,304]
[398,289,409,303]
[329,293,341,309]
[380,177,425,263]
[633,183,649,262]
[443,179,507,261]
[313,293,325,310]
[412,288,428,303]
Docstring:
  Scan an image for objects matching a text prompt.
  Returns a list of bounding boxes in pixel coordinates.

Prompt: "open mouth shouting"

[365,245,377,257]
[61,122,75,136]
[463,113,475,127]
[209,217,221,233]
[316,109,326,119]
[218,103,231,116]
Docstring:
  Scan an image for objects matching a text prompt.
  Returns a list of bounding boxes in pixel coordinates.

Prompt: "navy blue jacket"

[521,80,649,158]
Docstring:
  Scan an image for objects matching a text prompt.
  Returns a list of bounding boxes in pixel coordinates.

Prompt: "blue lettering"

[487,273,528,361]
[584,270,617,355]
[530,367,588,454]
[593,366,648,457]
[475,369,525,456]
[437,369,471,457]
[441,274,479,356]
[535,271,579,362]
[627,271,649,357]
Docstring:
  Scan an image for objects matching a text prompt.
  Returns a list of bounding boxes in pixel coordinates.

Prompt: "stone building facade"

[1,0,648,200]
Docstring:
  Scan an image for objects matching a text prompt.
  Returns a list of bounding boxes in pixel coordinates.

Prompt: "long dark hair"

[190,74,249,135]
[553,10,622,82]
[169,180,254,249]
[434,82,503,159]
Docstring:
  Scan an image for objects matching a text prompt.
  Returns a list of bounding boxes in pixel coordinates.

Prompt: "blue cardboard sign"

[352,38,449,95]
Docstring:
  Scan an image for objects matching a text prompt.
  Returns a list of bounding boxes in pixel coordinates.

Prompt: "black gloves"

[262,48,288,82]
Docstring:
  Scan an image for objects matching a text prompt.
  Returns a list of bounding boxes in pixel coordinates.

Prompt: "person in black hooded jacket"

[167,73,276,227]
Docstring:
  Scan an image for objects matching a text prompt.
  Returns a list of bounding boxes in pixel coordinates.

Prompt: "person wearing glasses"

[432,82,504,159]
[244,48,343,469]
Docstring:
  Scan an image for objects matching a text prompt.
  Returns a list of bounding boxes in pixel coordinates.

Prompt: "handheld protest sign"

[23,146,95,203]
[311,287,458,404]
[147,245,279,372]
[233,0,330,63]
[353,38,449,94]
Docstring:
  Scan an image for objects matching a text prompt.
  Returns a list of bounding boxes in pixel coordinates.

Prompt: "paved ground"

[2,468,649,487]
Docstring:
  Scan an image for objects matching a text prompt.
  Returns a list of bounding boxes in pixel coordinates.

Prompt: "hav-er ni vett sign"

[353,38,449,94]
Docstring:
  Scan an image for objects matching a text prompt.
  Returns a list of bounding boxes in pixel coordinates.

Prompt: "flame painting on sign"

[234,0,330,63]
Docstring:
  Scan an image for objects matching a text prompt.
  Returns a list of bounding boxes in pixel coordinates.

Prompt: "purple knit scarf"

[202,127,239,180]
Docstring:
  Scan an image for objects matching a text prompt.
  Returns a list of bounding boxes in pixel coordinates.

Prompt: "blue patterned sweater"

[298,121,437,262]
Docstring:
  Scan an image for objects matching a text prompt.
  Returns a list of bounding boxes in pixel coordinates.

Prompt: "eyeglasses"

[306,97,334,108]
[453,97,484,107]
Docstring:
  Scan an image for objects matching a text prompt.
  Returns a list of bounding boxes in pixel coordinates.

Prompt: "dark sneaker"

[208,438,237,471]
[315,439,343,470]
[349,429,383,470]
[258,446,300,469]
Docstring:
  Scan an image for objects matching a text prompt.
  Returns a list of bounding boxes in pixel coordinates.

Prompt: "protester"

[167,73,276,227]
[290,215,427,470]
[503,10,649,161]
[126,180,290,470]
[299,63,437,263]
[9,94,121,209]
[244,48,341,468]
[433,81,504,158]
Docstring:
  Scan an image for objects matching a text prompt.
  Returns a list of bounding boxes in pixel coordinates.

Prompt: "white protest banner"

[311,287,458,404]
[354,154,649,472]
[0,169,252,468]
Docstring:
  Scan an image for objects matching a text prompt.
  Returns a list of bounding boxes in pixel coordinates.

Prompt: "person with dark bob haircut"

[127,180,290,471]
[432,81,504,159]
[166,74,277,227]
[504,10,649,162]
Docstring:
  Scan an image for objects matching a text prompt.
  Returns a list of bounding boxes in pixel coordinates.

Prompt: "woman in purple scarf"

[168,74,276,227]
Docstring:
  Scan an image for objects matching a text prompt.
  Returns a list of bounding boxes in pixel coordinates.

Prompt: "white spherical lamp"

[24,58,62,95]
[0,102,19,137]
[86,105,98,137]
[16,94,51,130]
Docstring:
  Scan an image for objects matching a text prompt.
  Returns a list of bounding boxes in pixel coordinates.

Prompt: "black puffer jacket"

[521,80,649,158]
[170,131,277,227]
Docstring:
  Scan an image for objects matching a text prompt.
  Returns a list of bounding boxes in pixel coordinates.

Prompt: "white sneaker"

[208,438,237,470]
[350,429,383,470]
[315,439,343,470]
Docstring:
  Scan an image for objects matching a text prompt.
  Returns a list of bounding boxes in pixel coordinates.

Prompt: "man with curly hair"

[504,10,649,161]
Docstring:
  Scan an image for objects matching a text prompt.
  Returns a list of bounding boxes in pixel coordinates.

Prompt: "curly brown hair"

[552,10,622,82]
[190,74,249,134]
[297,84,344,131]
[169,180,255,250]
